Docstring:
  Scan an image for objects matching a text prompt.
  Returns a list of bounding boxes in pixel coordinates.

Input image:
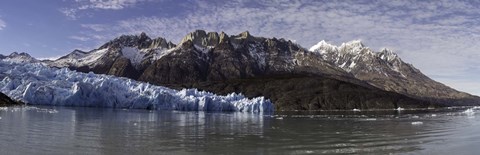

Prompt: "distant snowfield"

[0,60,273,112]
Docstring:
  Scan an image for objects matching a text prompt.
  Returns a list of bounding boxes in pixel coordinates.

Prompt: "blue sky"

[0,0,479,95]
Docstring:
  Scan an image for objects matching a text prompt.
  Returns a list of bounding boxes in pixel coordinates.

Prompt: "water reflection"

[66,108,269,154]
[0,106,479,154]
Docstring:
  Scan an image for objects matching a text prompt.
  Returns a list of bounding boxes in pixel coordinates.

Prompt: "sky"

[0,0,479,95]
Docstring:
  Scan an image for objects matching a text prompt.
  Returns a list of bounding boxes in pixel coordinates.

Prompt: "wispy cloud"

[0,18,6,30]
[73,0,480,95]
[79,0,146,10]
[69,35,90,41]
[60,0,151,19]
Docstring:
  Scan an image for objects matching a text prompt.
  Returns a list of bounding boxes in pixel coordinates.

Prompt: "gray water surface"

[0,106,479,155]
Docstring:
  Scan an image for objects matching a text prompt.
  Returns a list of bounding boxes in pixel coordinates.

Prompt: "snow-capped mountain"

[0,52,39,63]
[46,32,176,79]
[310,40,408,74]
[0,60,273,112]
[310,40,476,104]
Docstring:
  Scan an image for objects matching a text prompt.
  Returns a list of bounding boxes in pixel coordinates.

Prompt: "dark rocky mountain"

[44,30,479,110]
[309,40,480,105]
[139,30,351,84]
[0,92,19,107]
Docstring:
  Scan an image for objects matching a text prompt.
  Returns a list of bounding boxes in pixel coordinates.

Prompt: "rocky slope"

[0,92,19,106]
[37,30,444,110]
[309,40,479,105]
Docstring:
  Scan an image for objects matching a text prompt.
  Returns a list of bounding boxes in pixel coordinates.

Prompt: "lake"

[0,106,479,154]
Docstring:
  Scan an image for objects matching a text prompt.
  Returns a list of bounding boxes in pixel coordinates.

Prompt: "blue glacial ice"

[0,61,274,112]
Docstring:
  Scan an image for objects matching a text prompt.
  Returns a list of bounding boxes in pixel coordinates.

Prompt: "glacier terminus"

[0,60,273,112]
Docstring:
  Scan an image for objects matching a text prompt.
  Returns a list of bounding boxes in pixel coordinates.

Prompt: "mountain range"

[2,30,479,110]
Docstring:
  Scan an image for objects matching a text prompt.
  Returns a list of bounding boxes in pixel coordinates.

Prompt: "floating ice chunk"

[0,60,274,112]
[463,108,475,116]
[411,121,423,125]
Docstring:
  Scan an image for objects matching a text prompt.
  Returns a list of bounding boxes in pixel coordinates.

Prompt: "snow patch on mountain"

[51,48,108,68]
[121,47,145,67]
[0,60,273,112]
[152,48,175,60]
[121,46,176,67]
[248,43,267,69]
[378,48,399,62]
[50,45,176,70]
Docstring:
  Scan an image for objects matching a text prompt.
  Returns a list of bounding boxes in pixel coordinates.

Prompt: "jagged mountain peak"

[343,40,365,48]
[179,30,223,47]
[377,48,400,62]
[236,31,252,39]
[310,40,368,54]
[309,40,337,52]
[311,40,406,58]
[338,40,372,55]
[310,40,405,73]
[100,32,174,50]
[179,30,269,49]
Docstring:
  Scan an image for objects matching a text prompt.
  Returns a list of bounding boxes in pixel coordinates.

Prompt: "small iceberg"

[463,108,475,116]
[411,121,423,125]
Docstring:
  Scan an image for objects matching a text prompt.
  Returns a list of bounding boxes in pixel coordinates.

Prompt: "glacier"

[0,60,274,112]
